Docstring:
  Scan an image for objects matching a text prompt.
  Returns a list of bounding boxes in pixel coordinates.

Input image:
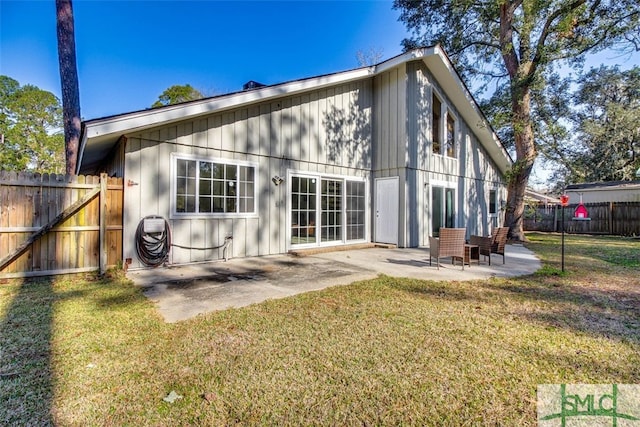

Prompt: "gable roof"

[78,45,512,174]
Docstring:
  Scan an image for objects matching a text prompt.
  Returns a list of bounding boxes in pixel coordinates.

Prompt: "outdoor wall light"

[272,176,284,186]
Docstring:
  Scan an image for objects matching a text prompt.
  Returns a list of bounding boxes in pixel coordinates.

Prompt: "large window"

[173,154,256,216]
[432,91,457,158]
[290,174,366,247]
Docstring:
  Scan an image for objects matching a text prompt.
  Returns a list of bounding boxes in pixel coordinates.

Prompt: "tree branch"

[529,0,587,78]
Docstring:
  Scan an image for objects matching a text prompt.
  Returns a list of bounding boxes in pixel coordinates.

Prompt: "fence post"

[99,173,107,275]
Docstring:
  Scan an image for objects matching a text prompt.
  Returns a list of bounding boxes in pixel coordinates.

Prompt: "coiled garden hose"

[135,216,171,267]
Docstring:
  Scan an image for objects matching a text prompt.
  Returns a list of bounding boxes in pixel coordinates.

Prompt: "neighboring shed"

[566,181,640,204]
[77,45,512,269]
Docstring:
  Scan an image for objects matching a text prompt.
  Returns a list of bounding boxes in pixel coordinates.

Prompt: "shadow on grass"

[382,270,639,347]
[0,278,55,425]
[482,279,640,345]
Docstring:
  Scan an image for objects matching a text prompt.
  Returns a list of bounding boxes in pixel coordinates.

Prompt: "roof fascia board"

[373,46,437,74]
[83,67,372,139]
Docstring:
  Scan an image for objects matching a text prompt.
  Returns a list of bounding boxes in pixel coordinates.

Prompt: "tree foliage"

[540,66,640,187]
[0,76,65,173]
[394,0,640,240]
[152,84,204,108]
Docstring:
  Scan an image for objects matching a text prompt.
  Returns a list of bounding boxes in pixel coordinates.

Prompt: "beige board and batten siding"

[122,81,374,269]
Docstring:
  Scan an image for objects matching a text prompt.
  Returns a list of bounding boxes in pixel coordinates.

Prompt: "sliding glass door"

[431,186,455,237]
[290,174,366,247]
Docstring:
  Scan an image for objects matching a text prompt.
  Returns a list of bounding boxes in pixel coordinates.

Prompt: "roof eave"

[79,45,512,175]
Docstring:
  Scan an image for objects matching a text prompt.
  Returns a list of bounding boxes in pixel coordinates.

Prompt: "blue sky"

[1,0,410,119]
[1,0,638,124]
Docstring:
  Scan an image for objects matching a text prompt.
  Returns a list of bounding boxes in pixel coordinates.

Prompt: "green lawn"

[1,233,639,425]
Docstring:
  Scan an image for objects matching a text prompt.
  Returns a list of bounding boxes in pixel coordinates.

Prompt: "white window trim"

[170,152,258,219]
[286,169,368,250]
[432,87,459,160]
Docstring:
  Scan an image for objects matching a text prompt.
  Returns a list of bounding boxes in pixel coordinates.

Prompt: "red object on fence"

[575,203,589,219]
[560,194,569,206]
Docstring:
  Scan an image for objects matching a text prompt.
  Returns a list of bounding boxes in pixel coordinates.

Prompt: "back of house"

[78,46,512,269]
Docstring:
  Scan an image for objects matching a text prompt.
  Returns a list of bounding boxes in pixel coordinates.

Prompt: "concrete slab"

[129,244,540,323]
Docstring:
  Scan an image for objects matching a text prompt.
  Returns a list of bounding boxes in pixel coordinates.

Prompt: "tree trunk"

[56,0,81,176]
[504,86,536,242]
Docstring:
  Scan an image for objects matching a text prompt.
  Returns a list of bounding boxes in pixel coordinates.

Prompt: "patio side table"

[456,244,480,267]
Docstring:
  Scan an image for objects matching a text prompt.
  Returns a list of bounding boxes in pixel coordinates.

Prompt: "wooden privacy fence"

[524,202,640,236]
[0,172,123,279]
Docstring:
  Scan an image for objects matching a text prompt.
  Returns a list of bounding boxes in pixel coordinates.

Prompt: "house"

[77,45,512,269]
[565,181,640,204]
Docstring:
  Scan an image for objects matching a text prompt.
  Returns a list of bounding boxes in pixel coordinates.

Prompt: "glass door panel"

[291,176,317,245]
[321,179,342,243]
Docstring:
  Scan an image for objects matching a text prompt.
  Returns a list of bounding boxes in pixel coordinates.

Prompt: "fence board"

[525,202,640,236]
[0,173,124,278]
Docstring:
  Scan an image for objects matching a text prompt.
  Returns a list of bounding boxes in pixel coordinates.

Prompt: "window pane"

[212,163,224,179]
[432,95,441,154]
[186,177,195,195]
[177,159,187,176]
[213,180,224,196]
[176,195,186,212]
[199,197,212,213]
[345,181,365,239]
[199,180,211,196]
[241,166,254,182]
[446,115,455,157]
[227,182,236,197]
[226,197,236,212]
[200,161,212,178]
[445,188,455,228]
[225,165,237,180]
[177,178,187,194]
[432,187,443,236]
[321,179,342,242]
[213,197,224,212]
[489,190,497,214]
[186,196,195,212]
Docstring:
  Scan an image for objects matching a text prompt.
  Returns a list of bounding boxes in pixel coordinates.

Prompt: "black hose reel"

[135,216,233,267]
[135,216,171,267]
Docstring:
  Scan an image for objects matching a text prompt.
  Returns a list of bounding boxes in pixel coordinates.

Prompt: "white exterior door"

[375,177,399,244]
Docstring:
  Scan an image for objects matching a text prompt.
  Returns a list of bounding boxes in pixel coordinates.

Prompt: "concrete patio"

[129,244,540,322]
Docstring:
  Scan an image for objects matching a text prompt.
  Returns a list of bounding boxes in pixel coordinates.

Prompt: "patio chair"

[469,226,509,265]
[429,227,466,270]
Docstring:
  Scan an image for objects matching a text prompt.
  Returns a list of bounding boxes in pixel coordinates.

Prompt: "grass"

[1,232,639,425]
